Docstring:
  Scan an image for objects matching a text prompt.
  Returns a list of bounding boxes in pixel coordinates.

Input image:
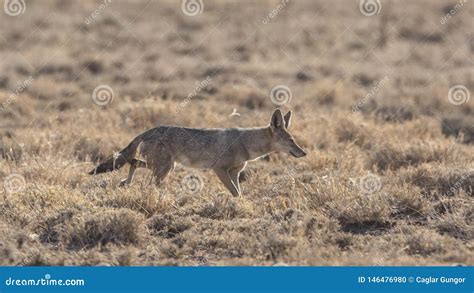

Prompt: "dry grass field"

[0,0,473,266]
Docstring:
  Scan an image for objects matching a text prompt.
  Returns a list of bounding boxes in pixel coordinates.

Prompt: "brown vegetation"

[0,0,472,266]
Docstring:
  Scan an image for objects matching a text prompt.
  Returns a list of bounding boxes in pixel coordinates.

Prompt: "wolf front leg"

[228,163,246,196]
[214,167,240,197]
[119,159,147,187]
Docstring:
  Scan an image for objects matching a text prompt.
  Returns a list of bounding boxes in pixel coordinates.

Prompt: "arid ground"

[0,0,473,266]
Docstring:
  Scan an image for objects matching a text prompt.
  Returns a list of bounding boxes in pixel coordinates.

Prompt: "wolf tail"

[88,138,141,175]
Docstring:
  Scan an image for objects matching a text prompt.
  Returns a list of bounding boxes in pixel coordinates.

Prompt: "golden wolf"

[89,109,306,196]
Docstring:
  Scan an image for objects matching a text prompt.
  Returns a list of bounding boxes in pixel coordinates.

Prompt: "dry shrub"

[119,104,171,131]
[334,118,372,148]
[399,27,443,43]
[64,209,146,249]
[28,76,67,100]
[326,194,392,234]
[386,183,431,219]
[405,228,450,256]
[182,217,301,261]
[217,85,267,110]
[197,197,252,220]
[0,93,36,121]
[374,105,416,122]
[304,214,341,241]
[147,214,193,238]
[401,165,473,197]
[116,249,136,266]
[0,131,23,161]
[264,234,298,261]
[368,142,448,171]
[434,208,473,241]
[270,208,308,239]
[38,210,76,244]
[429,193,473,241]
[0,222,26,265]
[37,62,75,80]
[263,175,297,198]
[101,188,173,217]
[73,137,113,162]
[442,117,474,144]
[0,243,18,266]
[82,59,104,75]
[306,78,360,107]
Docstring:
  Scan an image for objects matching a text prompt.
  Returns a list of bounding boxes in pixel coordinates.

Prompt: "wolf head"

[269,109,307,158]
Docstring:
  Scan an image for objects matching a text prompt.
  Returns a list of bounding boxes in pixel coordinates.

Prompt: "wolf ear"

[283,111,292,129]
[271,109,285,129]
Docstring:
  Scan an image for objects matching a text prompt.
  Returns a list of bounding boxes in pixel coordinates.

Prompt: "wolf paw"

[119,179,129,188]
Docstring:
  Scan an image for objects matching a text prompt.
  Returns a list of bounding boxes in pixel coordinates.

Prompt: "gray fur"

[89,109,306,196]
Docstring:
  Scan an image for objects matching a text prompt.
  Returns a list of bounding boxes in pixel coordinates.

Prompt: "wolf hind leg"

[151,160,175,186]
